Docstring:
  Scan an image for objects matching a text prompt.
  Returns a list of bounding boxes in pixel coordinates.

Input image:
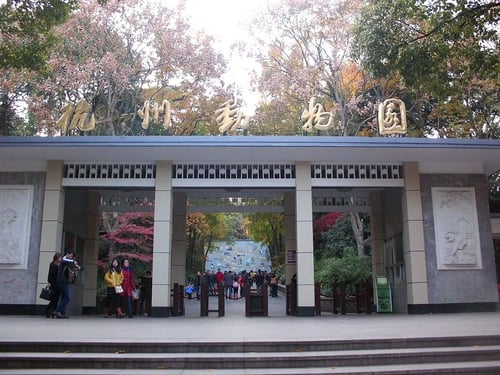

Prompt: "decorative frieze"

[311,163,403,187]
[312,192,371,213]
[99,191,155,213]
[63,162,403,188]
[63,163,156,187]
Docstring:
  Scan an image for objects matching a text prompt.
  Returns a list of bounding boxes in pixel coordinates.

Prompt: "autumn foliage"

[313,212,343,246]
[99,212,154,267]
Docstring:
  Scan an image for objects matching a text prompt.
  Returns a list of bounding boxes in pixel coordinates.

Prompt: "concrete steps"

[1,336,500,374]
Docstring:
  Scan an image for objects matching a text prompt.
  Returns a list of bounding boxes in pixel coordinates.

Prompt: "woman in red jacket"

[121,259,136,318]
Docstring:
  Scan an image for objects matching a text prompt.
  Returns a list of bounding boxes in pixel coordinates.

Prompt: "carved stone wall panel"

[432,187,481,270]
[421,174,497,304]
[0,185,33,268]
[0,173,45,304]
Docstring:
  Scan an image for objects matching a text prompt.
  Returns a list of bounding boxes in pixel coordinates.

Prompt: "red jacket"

[216,271,224,284]
[121,268,136,296]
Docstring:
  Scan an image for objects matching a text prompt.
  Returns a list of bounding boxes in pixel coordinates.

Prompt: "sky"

[177,0,271,47]
[163,0,276,114]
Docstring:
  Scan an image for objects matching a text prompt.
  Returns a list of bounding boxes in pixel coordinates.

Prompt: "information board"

[375,276,392,313]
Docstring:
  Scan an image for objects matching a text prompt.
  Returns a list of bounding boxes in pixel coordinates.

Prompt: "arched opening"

[57,160,411,317]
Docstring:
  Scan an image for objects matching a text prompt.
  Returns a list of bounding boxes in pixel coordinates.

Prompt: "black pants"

[106,287,120,310]
[270,284,278,297]
[44,291,60,315]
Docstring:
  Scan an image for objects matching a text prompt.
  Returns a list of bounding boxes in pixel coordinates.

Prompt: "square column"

[82,191,100,314]
[36,161,64,304]
[284,192,297,285]
[171,192,186,285]
[402,162,429,309]
[151,161,173,317]
[295,162,315,316]
[369,192,385,276]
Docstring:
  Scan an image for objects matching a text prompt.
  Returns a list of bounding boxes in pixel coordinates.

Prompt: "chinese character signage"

[215,99,251,135]
[378,98,407,135]
[301,97,335,133]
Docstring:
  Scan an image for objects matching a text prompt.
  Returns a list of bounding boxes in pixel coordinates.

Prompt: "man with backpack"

[54,249,80,319]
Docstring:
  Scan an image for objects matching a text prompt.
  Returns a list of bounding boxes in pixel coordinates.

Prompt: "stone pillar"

[82,191,100,315]
[295,162,315,316]
[151,161,173,317]
[284,191,297,284]
[171,192,186,285]
[402,162,428,311]
[36,161,65,304]
[370,191,385,276]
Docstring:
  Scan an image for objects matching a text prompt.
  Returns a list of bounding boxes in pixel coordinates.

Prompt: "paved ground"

[2,294,500,343]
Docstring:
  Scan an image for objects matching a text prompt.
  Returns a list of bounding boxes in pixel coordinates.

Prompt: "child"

[185,284,194,299]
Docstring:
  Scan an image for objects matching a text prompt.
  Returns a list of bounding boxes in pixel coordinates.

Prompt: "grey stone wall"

[421,174,497,304]
[0,172,45,305]
[382,188,403,239]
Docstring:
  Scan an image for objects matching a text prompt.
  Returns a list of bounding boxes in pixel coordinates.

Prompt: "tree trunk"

[349,211,364,256]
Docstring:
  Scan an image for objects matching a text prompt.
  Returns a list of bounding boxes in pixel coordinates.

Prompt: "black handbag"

[40,287,57,301]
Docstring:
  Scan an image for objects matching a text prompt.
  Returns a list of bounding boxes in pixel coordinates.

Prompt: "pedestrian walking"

[54,249,80,319]
[43,252,61,318]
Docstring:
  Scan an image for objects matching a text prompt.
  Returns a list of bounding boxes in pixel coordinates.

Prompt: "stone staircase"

[1,335,500,374]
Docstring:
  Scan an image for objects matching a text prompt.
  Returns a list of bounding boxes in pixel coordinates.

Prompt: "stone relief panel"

[432,187,482,270]
[0,185,33,269]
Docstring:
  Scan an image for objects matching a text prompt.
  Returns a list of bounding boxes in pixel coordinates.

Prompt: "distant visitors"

[224,271,234,299]
[255,270,265,291]
[250,270,256,287]
[195,271,202,300]
[238,271,248,298]
[232,277,239,299]
[269,272,278,297]
[208,270,217,295]
[185,284,194,299]
[215,268,224,295]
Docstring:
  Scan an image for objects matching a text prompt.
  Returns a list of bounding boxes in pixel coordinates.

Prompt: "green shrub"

[315,247,372,293]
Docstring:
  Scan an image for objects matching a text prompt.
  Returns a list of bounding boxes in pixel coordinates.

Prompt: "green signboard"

[375,276,392,313]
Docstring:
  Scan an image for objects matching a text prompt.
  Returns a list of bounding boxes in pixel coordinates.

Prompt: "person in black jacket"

[54,249,80,319]
[43,252,61,318]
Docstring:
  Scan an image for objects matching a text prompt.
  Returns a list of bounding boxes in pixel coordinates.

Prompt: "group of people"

[103,258,136,318]
[44,253,280,318]
[102,258,152,318]
[43,253,152,319]
[188,269,279,300]
[43,249,81,319]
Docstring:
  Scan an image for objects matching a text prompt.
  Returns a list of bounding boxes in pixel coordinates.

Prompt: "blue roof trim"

[1,136,499,149]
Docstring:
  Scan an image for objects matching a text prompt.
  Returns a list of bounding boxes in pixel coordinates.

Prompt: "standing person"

[238,272,246,299]
[208,271,217,296]
[241,270,250,298]
[269,271,278,297]
[255,269,265,292]
[43,252,61,318]
[232,275,240,300]
[215,268,224,295]
[54,249,80,319]
[120,259,136,318]
[104,258,126,318]
[250,270,256,287]
[195,271,202,300]
[224,271,234,299]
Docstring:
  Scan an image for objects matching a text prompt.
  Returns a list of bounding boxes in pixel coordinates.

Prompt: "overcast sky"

[162,0,276,114]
